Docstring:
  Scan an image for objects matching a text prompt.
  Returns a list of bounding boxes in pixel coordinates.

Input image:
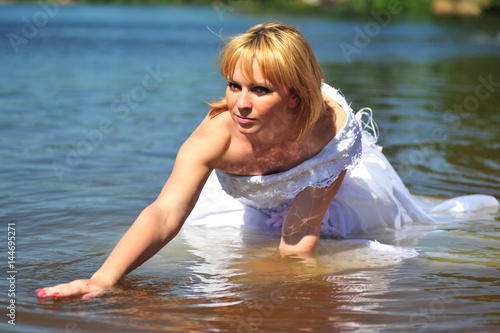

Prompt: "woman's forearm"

[90,203,182,286]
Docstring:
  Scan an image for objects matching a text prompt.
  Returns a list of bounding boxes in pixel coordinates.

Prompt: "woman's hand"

[36,278,110,300]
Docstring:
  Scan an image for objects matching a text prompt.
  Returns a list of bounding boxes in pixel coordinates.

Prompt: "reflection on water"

[0,4,499,333]
[20,214,499,333]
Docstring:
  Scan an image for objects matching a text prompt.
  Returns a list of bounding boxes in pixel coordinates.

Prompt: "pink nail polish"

[52,292,60,297]
[37,291,46,297]
[36,289,43,292]
[83,295,90,300]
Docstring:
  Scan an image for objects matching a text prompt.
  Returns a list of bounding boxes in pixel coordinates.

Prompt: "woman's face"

[226,59,298,143]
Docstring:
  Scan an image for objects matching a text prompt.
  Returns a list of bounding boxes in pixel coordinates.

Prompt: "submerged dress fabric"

[185,83,436,237]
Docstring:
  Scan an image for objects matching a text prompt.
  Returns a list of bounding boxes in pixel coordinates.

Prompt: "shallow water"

[1,4,499,333]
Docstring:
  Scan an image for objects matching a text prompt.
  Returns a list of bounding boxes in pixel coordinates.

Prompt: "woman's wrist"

[90,270,121,287]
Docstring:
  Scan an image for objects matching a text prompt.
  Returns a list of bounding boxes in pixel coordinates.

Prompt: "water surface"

[1,4,499,333]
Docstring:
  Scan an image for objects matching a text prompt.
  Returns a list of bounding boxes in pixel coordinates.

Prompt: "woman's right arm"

[37,200,189,299]
[37,116,227,299]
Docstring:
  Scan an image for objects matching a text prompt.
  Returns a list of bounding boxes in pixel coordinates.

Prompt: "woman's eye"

[254,86,271,94]
[228,82,240,90]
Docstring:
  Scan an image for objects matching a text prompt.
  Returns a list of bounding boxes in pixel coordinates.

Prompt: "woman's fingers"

[81,289,105,300]
[36,279,104,298]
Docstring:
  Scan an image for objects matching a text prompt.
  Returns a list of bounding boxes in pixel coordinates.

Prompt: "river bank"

[2,0,499,18]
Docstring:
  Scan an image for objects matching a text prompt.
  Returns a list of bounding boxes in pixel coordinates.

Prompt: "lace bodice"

[215,83,363,212]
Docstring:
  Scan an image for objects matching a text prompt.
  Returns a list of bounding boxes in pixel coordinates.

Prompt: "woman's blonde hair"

[208,21,327,141]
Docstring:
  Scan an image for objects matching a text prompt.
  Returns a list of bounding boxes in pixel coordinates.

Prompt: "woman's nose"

[236,90,251,110]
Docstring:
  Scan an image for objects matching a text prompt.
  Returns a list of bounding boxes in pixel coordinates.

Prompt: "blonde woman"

[36,21,442,299]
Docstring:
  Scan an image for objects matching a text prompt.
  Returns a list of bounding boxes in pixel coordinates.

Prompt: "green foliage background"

[4,0,499,17]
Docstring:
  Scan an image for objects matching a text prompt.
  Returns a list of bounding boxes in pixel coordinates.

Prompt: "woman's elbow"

[279,235,319,255]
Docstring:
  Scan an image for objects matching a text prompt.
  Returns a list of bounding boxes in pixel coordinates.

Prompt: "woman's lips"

[236,115,255,125]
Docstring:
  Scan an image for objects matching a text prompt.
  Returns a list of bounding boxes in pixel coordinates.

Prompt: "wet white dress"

[185,83,439,238]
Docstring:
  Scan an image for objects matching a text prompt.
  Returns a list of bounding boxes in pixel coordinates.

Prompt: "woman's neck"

[239,112,336,175]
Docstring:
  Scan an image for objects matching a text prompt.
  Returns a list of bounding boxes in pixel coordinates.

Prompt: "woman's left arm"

[279,170,346,254]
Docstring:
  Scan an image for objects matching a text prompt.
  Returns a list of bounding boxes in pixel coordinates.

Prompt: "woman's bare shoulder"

[180,112,234,168]
[322,92,347,136]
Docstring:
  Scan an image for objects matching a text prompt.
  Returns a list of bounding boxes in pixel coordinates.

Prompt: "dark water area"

[0,4,499,333]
